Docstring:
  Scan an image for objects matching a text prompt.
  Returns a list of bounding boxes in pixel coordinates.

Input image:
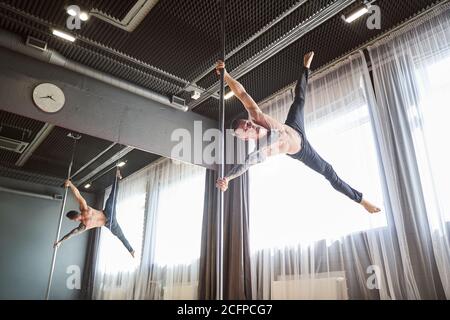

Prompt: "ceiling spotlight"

[342,4,369,23]
[52,29,76,42]
[191,91,201,100]
[84,183,91,189]
[66,7,77,17]
[224,91,235,100]
[117,161,126,168]
[79,11,90,21]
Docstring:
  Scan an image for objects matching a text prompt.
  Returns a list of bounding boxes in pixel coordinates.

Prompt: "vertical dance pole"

[45,133,81,300]
[217,0,226,301]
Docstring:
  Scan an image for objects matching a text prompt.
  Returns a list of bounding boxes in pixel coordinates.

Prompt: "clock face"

[32,83,65,113]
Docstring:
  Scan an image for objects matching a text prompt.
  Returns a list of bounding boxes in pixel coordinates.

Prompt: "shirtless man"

[54,169,135,256]
[216,52,381,214]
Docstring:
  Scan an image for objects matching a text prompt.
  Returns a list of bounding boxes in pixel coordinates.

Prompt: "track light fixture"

[342,2,370,24]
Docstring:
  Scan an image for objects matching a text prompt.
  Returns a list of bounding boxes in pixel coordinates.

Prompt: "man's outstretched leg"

[286,52,381,214]
[285,52,314,135]
[302,143,381,214]
[110,222,135,257]
[103,169,135,257]
[104,173,119,227]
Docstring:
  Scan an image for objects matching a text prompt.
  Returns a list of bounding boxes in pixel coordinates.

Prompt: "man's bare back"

[55,176,135,257]
[78,206,106,230]
[65,179,106,230]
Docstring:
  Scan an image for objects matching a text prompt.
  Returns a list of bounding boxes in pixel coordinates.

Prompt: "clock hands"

[40,95,56,102]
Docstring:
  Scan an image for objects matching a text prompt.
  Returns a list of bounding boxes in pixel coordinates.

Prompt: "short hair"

[66,210,80,220]
[230,118,245,131]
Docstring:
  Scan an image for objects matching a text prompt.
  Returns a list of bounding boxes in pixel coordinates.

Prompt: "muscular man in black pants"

[54,169,135,256]
[216,52,381,214]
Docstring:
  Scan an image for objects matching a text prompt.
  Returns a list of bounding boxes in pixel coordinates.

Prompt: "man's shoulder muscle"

[253,112,284,130]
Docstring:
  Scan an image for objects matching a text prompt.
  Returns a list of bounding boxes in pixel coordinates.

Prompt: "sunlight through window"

[250,83,386,251]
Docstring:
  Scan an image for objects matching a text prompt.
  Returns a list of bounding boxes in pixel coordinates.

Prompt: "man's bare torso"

[253,112,302,156]
[79,207,107,230]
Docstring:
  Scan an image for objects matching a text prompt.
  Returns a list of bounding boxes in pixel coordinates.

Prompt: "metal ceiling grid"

[86,149,160,193]
[0,164,64,185]
[1,0,138,22]
[0,110,45,165]
[0,2,187,95]
[70,143,127,180]
[0,0,445,123]
[0,110,161,191]
[193,0,442,121]
[195,0,335,91]
[22,126,112,178]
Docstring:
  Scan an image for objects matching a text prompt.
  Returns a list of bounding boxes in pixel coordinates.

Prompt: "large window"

[248,6,450,299]
[153,164,205,266]
[94,159,206,299]
[96,172,147,275]
[249,61,386,251]
[415,56,450,223]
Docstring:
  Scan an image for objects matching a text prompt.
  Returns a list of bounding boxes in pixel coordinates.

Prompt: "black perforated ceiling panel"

[196,0,335,90]
[194,0,442,121]
[0,0,444,123]
[22,126,114,178]
[0,110,45,165]
[1,0,138,22]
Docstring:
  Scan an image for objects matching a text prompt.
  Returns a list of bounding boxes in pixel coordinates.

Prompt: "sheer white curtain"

[250,54,388,300]
[93,159,206,300]
[368,2,450,298]
[138,160,205,300]
[249,40,450,299]
[93,169,147,299]
[251,57,386,245]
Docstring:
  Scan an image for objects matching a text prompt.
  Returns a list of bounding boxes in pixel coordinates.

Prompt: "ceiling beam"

[184,0,309,92]
[70,142,117,180]
[91,0,159,32]
[0,2,189,87]
[15,123,54,167]
[0,47,217,169]
[74,146,134,187]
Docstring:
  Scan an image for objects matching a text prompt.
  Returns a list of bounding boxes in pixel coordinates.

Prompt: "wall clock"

[32,83,65,113]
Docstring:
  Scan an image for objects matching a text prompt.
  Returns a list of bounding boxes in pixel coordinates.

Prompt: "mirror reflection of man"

[54,168,135,257]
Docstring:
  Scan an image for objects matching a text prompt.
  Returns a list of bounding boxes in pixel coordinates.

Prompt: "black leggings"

[285,67,363,203]
[103,178,134,252]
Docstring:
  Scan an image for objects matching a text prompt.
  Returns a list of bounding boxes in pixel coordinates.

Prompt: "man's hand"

[54,241,61,249]
[216,60,227,76]
[130,251,135,258]
[64,179,72,188]
[116,168,123,180]
[216,177,229,192]
[304,51,315,69]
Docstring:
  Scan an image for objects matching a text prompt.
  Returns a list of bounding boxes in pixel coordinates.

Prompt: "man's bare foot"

[361,199,381,214]
[304,51,315,69]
